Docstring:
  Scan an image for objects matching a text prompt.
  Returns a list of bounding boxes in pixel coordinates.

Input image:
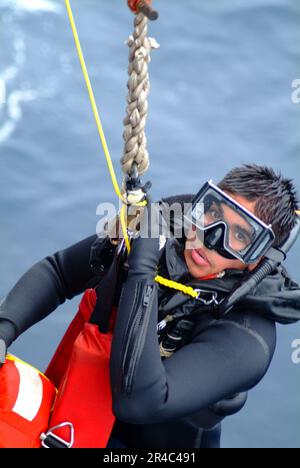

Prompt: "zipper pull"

[143,285,154,307]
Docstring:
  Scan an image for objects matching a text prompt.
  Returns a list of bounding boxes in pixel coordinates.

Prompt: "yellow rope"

[120,204,132,253]
[65,0,124,203]
[154,275,198,298]
[65,0,147,257]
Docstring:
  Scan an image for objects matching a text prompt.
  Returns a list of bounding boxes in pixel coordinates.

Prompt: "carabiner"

[194,289,219,306]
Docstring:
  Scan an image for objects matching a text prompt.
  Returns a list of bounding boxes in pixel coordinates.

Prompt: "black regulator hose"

[218,218,300,317]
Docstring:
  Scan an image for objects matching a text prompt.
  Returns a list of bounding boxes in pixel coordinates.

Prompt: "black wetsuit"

[0,196,299,449]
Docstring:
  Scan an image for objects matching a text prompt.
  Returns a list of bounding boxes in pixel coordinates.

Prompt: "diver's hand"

[138,198,171,242]
[129,199,168,270]
[0,339,6,367]
[0,319,17,367]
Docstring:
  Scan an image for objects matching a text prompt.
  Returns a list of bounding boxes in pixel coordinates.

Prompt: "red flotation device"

[0,355,56,448]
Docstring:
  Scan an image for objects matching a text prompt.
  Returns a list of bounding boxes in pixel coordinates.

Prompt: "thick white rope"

[121,13,159,181]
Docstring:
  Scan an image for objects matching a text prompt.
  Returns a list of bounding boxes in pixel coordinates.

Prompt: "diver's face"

[184,193,260,279]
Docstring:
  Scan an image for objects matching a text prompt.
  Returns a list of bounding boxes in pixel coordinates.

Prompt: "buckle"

[40,422,74,449]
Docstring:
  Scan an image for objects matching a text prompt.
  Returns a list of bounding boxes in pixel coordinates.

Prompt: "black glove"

[0,319,17,367]
[130,197,170,264]
[0,339,6,367]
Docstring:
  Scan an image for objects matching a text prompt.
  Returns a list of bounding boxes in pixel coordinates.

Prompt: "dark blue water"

[0,0,299,448]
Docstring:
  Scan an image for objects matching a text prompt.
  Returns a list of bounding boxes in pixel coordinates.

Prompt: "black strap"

[41,435,69,449]
[89,249,123,333]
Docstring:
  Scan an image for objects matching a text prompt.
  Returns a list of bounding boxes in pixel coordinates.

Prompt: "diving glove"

[0,319,16,367]
[0,339,6,367]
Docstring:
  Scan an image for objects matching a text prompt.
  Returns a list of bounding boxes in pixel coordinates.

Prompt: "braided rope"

[154,275,199,299]
[121,13,159,180]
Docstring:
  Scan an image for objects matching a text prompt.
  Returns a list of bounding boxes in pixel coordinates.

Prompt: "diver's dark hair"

[218,164,299,246]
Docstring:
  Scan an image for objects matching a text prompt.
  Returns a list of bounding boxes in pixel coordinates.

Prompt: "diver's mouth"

[191,247,210,267]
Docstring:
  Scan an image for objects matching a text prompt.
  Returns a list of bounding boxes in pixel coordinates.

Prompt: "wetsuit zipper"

[121,283,155,395]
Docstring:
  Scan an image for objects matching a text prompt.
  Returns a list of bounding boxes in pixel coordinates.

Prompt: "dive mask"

[185,180,275,264]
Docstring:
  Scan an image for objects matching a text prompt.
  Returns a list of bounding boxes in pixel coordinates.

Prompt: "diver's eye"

[204,200,223,226]
[233,229,251,248]
[207,206,222,221]
[235,231,247,242]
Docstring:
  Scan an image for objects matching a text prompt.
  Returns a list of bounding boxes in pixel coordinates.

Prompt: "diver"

[0,164,300,448]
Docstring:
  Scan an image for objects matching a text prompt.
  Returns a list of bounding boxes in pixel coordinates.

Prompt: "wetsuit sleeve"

[110,237,275,425]
[0,235,98,341]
